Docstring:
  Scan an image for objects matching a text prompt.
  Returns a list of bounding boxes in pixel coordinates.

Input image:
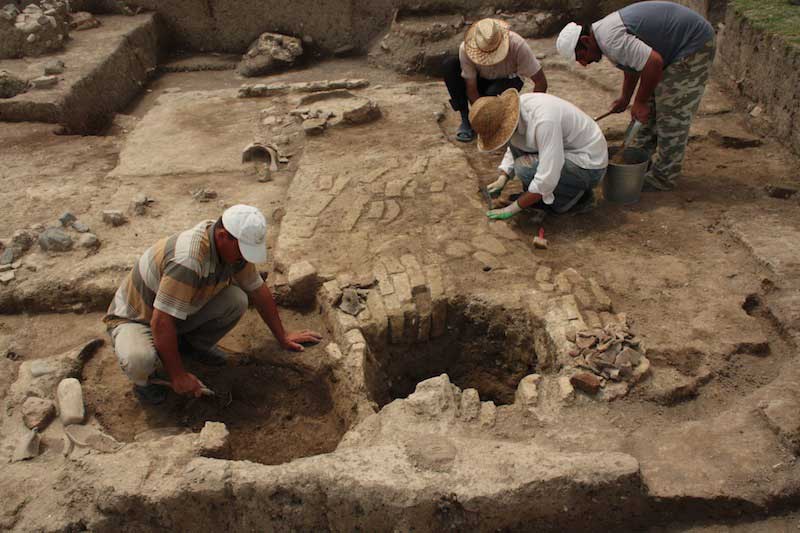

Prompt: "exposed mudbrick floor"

[1,5,800,533]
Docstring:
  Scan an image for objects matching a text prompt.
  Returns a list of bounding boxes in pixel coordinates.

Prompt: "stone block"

[407,374,459,417]
[0,247,15,265]
[373,261,394,296]
[44,59,65,75]
[56,378,85,425]
[364,290,388,346]
[415,291,432,342]
[238,32,303,77]
[515,374,541,410]
[319,280,342,308]
[1,270,16,284]
[479,401,497,427]
[460,388,481,421]
[558,376,575,404]
[384,294,404,344]
[391,272,413,304]
[77,233,99,249]
[342,99,381,125]
[424,265,447,338]
[473,251,499,270]
[325,342,344,362]
[471,234,507,256]
[344,328,366,352]
[21,397,55,430]
[196,421,230,459]
[288,260,318,306]
[400,254,426,295]
[38,228,73,252]
[71,221,90,233]
[589,279,613,312]
[570,372,601,395]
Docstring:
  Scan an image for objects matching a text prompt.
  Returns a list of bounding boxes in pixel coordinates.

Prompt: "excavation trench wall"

[720,6,800,156]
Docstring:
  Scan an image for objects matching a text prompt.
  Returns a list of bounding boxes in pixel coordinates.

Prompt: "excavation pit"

[82,311,347,465]
[366,298,539,407]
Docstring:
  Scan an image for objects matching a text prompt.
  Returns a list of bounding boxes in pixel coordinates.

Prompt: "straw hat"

[469,89,520,152]
[464,18,510,66]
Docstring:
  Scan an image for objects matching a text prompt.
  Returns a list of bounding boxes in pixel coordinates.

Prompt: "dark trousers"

[442,56,524,112]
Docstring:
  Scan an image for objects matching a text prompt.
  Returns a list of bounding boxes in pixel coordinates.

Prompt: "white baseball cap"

[556,22,583,61]
[221,204,267,264]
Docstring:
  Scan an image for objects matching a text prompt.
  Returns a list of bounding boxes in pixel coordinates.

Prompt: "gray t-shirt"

[593,1,714,71]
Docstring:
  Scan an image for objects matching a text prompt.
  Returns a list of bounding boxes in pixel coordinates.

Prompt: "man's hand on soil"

[486,201,522,220]
[281,330,323,352]
[171,372,204,398]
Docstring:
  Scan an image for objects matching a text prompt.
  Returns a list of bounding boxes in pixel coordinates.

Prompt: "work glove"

[486,201,522,220]
[487,174,509,197]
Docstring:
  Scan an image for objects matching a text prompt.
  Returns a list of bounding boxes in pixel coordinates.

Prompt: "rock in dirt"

[70,11,100,30]
[0,246,17,265]
[12,229,36,252]
[191,188,217,202]
[44,59,65,75]
[288,260,318,305]
[765,185,798,200]
[12,428,40,461]
[65,424,123,453]
[58,211,76,226]
[342,100,381,125]
[558,376,575,404]
[102,210,127,227]
[515,374,540,410]
[130,192,151,215]
[303,117,327,136]
[0,70,27,99]
[21,397,56,430]
[71,220,90,233]
[77,233,99,249]
[237,32,303,77]
[38,227,73,252]
[0,270,15,284]
[570,372,602,395]
[56,378,85,425]
[29,75,59,89]
[195,421,230,458]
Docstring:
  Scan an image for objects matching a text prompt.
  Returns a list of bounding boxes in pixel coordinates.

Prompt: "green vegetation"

[733,0,800,47]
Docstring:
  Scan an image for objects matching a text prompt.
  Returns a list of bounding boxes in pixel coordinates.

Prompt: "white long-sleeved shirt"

[499,93,608,205]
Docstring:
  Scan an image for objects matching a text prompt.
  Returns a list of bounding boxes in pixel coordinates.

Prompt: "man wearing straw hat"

[471,89,608,219]
[443,18,548,143]
[556,2,715,191]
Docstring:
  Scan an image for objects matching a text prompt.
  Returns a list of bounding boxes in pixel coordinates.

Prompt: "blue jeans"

[508,146,606,213]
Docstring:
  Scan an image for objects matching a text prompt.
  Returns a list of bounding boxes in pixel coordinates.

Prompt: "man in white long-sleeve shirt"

[469,89,608,219]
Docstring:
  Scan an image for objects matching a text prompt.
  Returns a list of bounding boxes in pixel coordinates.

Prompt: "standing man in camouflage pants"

[557,1,715,190]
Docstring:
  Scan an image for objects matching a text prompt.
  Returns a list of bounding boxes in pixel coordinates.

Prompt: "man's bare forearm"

[531,70,548,93]
[621,70,640,101]
[251,284,288,346]
[633,52,663,106]
[150,310,185,379]
[466,79,480,104]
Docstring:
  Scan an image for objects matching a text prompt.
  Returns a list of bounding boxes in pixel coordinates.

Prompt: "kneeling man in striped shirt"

[103,204,322,404]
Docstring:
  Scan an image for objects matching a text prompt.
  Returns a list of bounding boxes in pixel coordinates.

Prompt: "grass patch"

[733,0,800,47]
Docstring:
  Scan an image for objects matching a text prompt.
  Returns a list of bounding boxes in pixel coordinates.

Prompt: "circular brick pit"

[365,297,539,407]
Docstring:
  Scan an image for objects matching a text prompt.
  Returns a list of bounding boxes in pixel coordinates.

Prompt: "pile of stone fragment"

[9,340,122,462]
[567,321,650,397]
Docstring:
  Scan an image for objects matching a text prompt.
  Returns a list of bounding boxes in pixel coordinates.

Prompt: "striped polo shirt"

[103,220,263,329]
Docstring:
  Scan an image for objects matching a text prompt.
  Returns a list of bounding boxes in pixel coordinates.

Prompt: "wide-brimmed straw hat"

[469,88,520,152]
[464,18,510,66]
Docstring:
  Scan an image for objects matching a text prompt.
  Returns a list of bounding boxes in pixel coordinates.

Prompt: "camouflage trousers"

[630,38,716,190]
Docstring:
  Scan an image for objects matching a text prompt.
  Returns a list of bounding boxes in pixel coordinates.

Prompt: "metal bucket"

[602,147,649,204]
